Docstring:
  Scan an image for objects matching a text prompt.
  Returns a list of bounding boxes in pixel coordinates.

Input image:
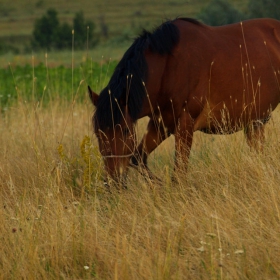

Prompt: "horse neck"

[140,50,169,117]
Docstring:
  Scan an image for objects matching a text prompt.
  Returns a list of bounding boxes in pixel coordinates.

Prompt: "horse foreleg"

[174,109,194,174]
[245,121,265,152]
[131,118,169,179]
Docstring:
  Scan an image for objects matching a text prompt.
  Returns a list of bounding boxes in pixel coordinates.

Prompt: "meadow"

[0,57,117,109]
[1,0,280,279]
[1,58,280,278]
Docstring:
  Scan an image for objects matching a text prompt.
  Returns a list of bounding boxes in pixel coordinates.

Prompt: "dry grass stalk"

[0,101,280,279]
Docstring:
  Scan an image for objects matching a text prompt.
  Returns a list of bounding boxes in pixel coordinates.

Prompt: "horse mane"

[178,17,202,25]
[93,18,199,130]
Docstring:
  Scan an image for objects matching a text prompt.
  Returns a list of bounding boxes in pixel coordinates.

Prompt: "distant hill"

[0,0,247,38]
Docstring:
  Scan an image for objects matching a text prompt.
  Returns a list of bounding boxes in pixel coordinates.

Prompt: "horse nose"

[105,158,128,180]
[104,159,121,176]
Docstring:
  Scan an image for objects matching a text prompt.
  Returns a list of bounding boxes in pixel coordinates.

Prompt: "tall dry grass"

[1,98,280,279]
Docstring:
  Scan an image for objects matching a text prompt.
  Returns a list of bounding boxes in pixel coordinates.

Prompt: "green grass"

[0,42,130,68]
[0,58,117,110]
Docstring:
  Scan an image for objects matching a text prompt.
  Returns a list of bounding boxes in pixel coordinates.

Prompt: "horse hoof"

[131,156,139,166]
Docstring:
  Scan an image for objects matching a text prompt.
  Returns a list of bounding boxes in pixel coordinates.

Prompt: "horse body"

[145,18,280,129]
[89,18,280,180]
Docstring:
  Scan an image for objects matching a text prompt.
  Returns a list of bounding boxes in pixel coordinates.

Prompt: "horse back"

[162,18,280,133]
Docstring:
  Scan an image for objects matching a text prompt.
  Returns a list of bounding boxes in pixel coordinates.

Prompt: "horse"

[88,17,280,182]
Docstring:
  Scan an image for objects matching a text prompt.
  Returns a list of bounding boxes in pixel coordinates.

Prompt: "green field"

[0,60,117,109]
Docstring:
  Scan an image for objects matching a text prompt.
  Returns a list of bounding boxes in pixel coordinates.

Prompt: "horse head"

[88,86,136,181]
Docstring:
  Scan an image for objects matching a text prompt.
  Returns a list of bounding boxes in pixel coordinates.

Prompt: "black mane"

[93,18,199,130]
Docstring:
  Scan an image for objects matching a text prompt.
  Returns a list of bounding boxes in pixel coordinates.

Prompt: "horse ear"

[88,85,98,106]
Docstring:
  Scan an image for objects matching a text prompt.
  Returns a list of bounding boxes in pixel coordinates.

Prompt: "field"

[0,60,117,109]
[1,58,280,279]
[1,0,280,279]
[0,0,248,66]
[1,87,280,279]
[0,0,248,37]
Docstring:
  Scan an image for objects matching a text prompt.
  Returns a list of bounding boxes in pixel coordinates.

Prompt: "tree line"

[198,0,280,26]
[31,8,98,51]
[32,0,280,52]
[1,0,280,54]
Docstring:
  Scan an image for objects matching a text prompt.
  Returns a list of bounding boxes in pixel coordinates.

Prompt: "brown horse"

[89,17,280,181]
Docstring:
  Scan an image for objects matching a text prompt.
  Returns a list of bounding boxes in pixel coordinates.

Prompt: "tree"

[198,0,244,26]
[56,22,72,49]
[31,9,98,51]
[247,0,280,20]
[73,11,97,49]
[32,8,59,50]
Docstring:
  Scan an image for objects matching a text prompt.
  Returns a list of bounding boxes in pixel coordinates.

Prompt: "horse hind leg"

[174,108,194,173]
[245,120,266,152]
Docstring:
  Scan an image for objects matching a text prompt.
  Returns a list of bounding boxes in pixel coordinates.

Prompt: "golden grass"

[1,99,280,279]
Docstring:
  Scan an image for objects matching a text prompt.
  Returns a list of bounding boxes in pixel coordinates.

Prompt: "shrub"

[31,8,98,51]
[56,22,72,49]
[0,42,19,55]
[197,0,244,26]
[247,0,280,20]
[32,8,60,50]
[73,11,97,49]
